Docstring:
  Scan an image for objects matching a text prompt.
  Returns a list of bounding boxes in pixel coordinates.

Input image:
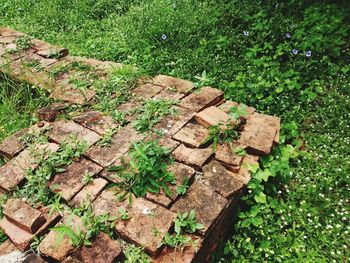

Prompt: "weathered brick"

[171,182,228,235]
[50,158,102,201]
[93,188,176,255]
[22,254,46,263]
[70,178,108,207]
[218,100,239,113]
[116,101,142,122]
[237,154,260,184]
[202,160,244,199]
[37,102,67,122]
[153,88,185,101]
[215,142,243,171]
[0,128,28,158]
[0,143,59,191]
[3,198,46,233]
[50,84,96,104]
[195,106,235,128]
[172,144,212,168]
[238,113,278,155]
[72,232,122,263]
[11,53,57,72]
[99,154,130,183]
[31,39,68,59]
[73,111,118,135]
[153,106,194,136]
[47,120,101,146]
[132,83,164,99]
[152,75,195,94]
[173,123,209,148]
[0,239,20,256]
[39,212,85,261]
[61,257,82,263]
[178,87,224,112]
[0,217,32,251]
[153,234,202,263]
[146,162,195,207]
[85,124,144,167]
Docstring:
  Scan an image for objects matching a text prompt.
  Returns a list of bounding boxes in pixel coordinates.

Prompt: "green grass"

[0,0,349,261]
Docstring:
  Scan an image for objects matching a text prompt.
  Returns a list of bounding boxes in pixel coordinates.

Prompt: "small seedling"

[118,207,129,220]
[124,244,150,263]
[234,146,247,156]
[204,122,239,151]
[229,104,249,120]
[14,35,33,50]
[82,172,94,185]
[176,177,190,195]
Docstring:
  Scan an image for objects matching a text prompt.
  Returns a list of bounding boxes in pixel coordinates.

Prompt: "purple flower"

[161,34,168,41]
[292,49,298,55]
[285,33,291,38]
[243,30,249,36]
[306,50,312,57]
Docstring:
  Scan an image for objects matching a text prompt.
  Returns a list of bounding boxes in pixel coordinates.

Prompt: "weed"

[204,123,239,151]
[118,207,129,220]
[124,244,150,263]
[14,35,32,51]
[97,128,117,147]
[82,172,94,185]
[176,177,190,196]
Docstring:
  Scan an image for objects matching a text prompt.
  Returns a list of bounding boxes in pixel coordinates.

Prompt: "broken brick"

[215,142,243,171]
[47,120,101,146]
[171,181,228,235]
[3,198,46,234]
[0,239,20,256]
[132,83,164,99]
[195,106,235,128]
[218,100,239,113]
[153,106,194,137]
[238,113,278,156]
[202,160,244,199]
[50,84,96,104]
[173,123,209,148]
[50,158,102,201]
[0,217,32,251]
[72,232,122,263]
[73,111,118,135]
[37,102,67,122]
[152,75,194,94]
[178,87,224,112]
[70,178,108,207]
[172,144,212,168]
[0,143,59,192]
[85,124,144,167]
[0,128,28,159]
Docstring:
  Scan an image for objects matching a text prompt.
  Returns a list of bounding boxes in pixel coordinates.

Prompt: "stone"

[215,142,243,171]
[238,113,278,156]
[50,84,96,104]
[178,86,224,112]
[72,232,122,263]
[0,217,32,252]
[152,75,194,94]
[195,106,235,128]
[0,143,59,192]
[173,123,209,148]
[93,188,176,255]
[171,182,228,235]
[202,160,244,199]
[3,198,46,233]
[73,111,118,135]
[146,162,195,207]
[70,178,108,207]
[0,128,28,159]
[172,144,212,168]
[37,102,67,122]
[85,124,144,167]
[218,100,239,113]
[39,212,85,261]
[153,106,194,137]
[47,120,101,146]
[132,83,164,99]
[50,158,103,201]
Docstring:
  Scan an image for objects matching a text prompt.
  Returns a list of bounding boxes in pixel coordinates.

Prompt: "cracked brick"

[173,123,209,148]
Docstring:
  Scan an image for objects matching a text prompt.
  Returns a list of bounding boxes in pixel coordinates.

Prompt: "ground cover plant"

[0,0,349,262]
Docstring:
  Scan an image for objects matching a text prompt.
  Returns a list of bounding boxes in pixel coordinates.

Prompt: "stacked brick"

[0,28,281,262]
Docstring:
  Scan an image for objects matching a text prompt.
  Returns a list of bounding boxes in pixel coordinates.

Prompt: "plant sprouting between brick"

[108,139,175,202]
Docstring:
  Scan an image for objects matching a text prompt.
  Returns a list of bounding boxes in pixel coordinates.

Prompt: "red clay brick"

[3,198,46,233]
[132,83,164,99]
[47,120,101,146]
[0,143,59,191]
[50,84,96,104]
[0,239,20,256]
[72,232,122,263]
[238,113,278,155]
[215,142,243,172]
[178,86,224,112]
[73,111,118,135]
[39,212,86,261]
[152,75,195,94]
[0,128,28,159]
[146,162,195,207]
[171,181,228,235]
[153,88,185,101]
[0,216,32,251]
[202,160,244,199]
[237,154,260,185]
[153,106,194,137]
[158,137,180,152]
[173,123,209,148]
[70,178,108,207]
[195,106,235,128]
[85,124,144,167]
[50,158,102,201]
[172,144,212,168]
[116,101,142,122]
[218,100,239,113]
[37,102,67,122]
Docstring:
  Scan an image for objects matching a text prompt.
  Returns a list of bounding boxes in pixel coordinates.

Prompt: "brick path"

[0,28,280,262]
